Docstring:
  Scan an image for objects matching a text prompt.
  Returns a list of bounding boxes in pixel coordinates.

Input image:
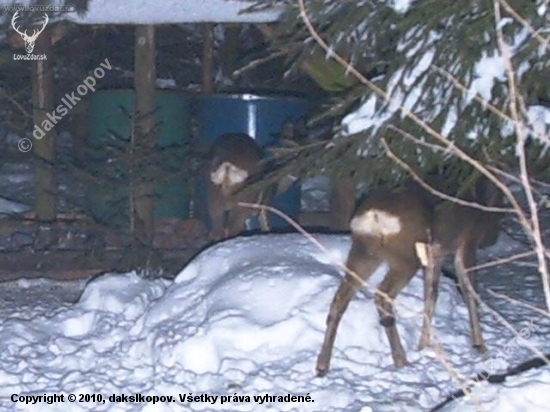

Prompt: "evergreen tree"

[246,0,550,190]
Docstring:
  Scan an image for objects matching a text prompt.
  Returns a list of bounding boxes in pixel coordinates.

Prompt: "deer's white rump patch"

[350,209,402,236]
[210,162,249,186]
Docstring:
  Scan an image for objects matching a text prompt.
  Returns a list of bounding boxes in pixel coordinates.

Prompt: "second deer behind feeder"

[316,177,503,374]
[207,133,271,241]
[206,120,309,241]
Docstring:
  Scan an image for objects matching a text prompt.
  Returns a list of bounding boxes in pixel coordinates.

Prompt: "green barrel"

[87,89,191,229]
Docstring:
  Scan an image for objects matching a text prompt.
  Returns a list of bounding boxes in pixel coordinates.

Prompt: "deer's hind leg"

[375,257,419,367]
[455,240,486,352]
[316,240,383,376]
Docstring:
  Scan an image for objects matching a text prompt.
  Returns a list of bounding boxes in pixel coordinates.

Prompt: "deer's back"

[209,133,263,173]
[433,177,503,254]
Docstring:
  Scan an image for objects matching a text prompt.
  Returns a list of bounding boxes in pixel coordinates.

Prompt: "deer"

[207,133,269,241]
[206,120,309,241]
[316,176,503,375]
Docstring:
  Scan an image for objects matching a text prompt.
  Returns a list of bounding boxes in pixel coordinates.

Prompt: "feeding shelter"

[0,0,335,279]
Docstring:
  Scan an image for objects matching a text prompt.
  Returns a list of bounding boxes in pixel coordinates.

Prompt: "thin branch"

[381,138,511,213]
[0,87,32,119]
[494,0,550,311]
[233,49,288,78]
[465,250,536,273]
[498,0,550,51]
[487,289,550,318]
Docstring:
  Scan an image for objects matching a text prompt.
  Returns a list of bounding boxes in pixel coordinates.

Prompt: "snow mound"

[0,233,545,411]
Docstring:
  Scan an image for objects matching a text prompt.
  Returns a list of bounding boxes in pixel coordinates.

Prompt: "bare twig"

[381,138,511,213]
[0,87,32,120]
[233,50,288,78]
[487,289,550,318]
[465,250,536,273]
[494,0,550,311]
[498,0,550,51]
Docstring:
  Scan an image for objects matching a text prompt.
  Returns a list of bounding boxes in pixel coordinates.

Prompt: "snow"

[0,232,549,411]
[443,368,550,412]
[0,196,30,217]
[405,50,434,87]
[527,105,550,143]
[538,1,548,16]
[339,4,548,148]
[390,0,413,14]
[469,53,506,104]
[341,41,547,145]
[342,94,392,137]
[1,0,281,24]
[441,107,458,138]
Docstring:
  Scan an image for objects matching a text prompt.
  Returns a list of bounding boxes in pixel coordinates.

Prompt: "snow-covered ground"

[0,231,548,411]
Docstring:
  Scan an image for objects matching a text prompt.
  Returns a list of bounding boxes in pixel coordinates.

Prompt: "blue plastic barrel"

[195,93,309,231]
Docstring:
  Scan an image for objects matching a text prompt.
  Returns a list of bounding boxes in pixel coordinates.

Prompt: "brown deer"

[206,121,308,241]
[207,133,270,241]
[316,177,502,374]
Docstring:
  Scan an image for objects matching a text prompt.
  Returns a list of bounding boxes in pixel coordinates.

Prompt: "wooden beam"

[219,23,240,84]
[32,25,57,221]
[202,23,214,93]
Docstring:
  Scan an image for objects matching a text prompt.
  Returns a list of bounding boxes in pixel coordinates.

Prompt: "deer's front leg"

[208,185,226,241]
[455,241,486,352]
[226,202,253,238]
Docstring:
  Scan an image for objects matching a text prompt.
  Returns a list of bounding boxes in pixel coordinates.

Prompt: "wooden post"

[32,25,57,221]
[66,63,89,164]
[202,23,214,93]
[133,25,156,245]
[219,23,240,83]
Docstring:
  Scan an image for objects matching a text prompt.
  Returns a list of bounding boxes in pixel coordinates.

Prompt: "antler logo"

[11,11,49,54]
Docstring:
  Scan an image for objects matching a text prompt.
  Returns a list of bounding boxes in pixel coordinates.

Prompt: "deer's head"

[11,12,49,54]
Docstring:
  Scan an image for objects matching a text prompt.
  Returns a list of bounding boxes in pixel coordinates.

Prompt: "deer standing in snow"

[316,176,503,374]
